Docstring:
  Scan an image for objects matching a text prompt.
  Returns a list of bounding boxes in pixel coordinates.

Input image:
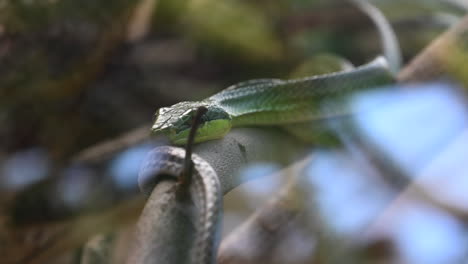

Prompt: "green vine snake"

[139,1,399,264]
[151,56,395,145]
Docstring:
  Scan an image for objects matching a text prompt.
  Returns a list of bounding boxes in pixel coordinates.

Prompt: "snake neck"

[209,57,395,127]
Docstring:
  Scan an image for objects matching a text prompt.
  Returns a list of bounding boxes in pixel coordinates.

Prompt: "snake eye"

[172,109,197,133]
[152,108,166,131]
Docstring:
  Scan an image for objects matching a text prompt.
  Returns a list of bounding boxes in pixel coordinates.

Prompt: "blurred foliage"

[1,0,135,30]
[184,0,282,61]
[289,54,353,78]
[0,0,137,159]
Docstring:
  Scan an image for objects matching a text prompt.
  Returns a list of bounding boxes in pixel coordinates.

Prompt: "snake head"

[152,101,232,145]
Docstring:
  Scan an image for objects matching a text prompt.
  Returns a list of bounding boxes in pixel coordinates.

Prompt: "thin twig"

[181,106,208,187]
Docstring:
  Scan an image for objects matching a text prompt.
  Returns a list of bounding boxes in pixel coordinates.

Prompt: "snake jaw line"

[152,101,233,145]
[172,119,233,145]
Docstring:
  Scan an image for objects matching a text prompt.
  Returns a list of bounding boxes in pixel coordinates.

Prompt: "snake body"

[152,56,395,145]
[138,146,222,264]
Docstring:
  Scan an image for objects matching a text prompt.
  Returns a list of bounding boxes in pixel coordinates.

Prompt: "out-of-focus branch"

[217,175,309,264]
[72,125,152,164]
[398,14,468,84]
